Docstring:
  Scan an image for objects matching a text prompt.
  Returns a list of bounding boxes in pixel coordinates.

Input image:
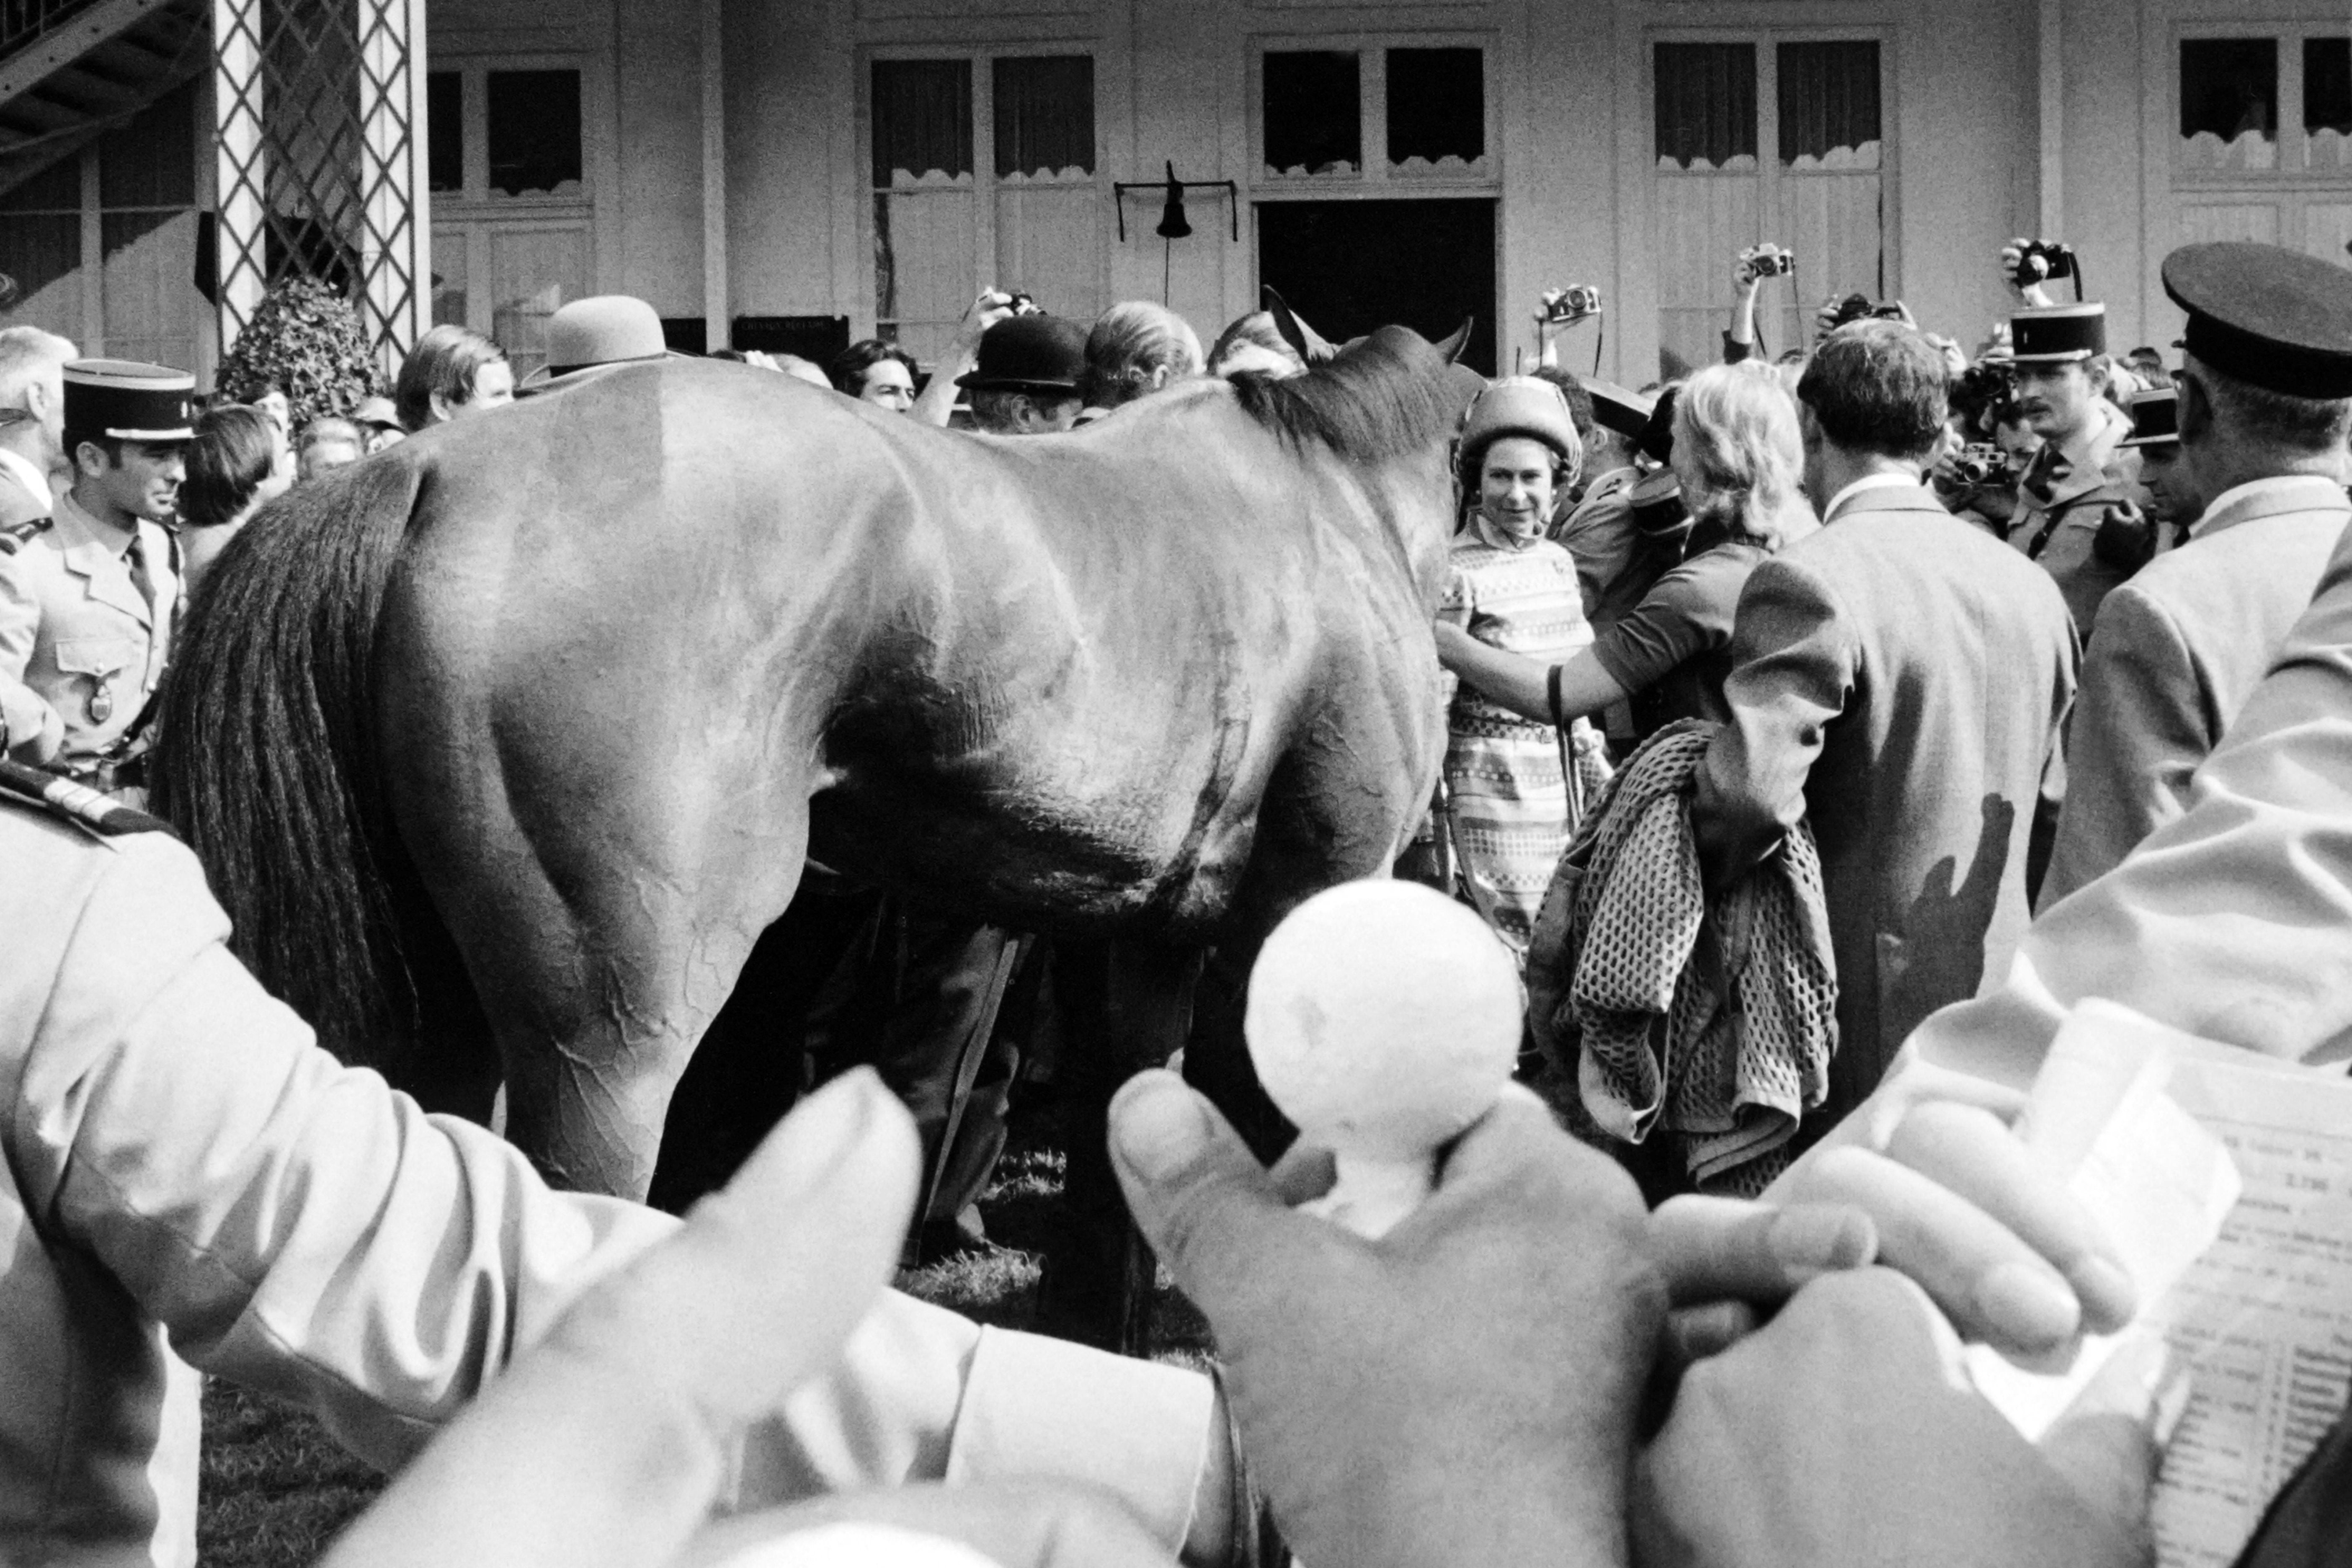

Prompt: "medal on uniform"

[87,676,113,724]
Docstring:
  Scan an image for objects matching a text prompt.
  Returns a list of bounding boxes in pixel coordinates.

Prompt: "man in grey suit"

[2042,243,2352,907]
[1694,321,2079,1123]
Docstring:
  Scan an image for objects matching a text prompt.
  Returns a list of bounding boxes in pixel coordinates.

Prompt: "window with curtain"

[2179,39,2278,173]
[2308,39,2352,170]
[994,56,1092,180]
[486,70,582,198]
[1387,48,1483,172]
[872,59,974,187]
[1779,41,1880,168]
[1655,43,1756,170]
[1653,37,1883,379]
[869,53,1102,371]
[428,71,464,193]
[1264,51,1361,177]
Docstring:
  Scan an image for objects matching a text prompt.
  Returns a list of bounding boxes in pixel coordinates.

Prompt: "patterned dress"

[1438,514,1597,955]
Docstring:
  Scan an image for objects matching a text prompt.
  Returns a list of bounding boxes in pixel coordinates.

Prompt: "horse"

[153,320,1472,1227]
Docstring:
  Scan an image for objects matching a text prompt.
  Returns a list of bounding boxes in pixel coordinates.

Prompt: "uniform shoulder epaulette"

[0,757,175,836]
[0,515,51,555]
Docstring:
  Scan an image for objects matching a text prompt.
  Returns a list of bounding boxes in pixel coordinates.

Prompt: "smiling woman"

[1430,377,1600,958]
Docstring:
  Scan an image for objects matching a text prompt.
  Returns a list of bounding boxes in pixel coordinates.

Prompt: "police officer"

[2003,302,2145,638]
[2040,242,2352,906]
[0,358,192,785]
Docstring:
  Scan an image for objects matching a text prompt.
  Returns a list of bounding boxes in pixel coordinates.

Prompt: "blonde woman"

[1439,360,1815,743]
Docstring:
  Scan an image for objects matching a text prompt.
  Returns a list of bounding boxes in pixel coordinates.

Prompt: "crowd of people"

[0,230,2348,1568]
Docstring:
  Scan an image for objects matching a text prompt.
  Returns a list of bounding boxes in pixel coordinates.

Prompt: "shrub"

[214,276,384,426]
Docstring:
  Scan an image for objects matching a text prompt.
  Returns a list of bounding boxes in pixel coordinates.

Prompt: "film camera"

[2010,240,2076,289]
[1952,443,2016,488]
[1537,286,1603,324]
[1739,243,1796,282]
[1002,289,1044,316]
[1828,293,1909,329]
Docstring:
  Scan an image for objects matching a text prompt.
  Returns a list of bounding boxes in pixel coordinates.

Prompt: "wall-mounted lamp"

[1114,162,1239,243]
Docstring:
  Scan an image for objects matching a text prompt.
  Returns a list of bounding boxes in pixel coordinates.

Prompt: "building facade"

[1,0,2348,387]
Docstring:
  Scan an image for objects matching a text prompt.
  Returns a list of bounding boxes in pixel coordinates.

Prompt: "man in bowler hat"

[958,314,1088,435]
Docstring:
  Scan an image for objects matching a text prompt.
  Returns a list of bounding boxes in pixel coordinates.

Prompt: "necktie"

[125,532,155,616]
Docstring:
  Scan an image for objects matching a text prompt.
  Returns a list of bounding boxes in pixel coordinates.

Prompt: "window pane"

[432,227,468,325]
[1778,41,1880,168]
[487,224,589,378]
[872,59,973,187]
[994,56,1093,179]
[2307,39,2352,170]
[996,185,1101,322]
[99,78,196,208]
[1387,47,1483,170]
[428,71,464,193]
[1263,51,1359,177]
[485,70,583,197]
[1655,43,1756,170]
[2179,38,2277,172]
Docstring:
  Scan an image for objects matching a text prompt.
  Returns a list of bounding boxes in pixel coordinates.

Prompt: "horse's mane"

[1228,325,1465,464]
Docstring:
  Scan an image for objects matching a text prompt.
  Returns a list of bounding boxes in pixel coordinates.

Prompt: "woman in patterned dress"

[1433,377,1603,956]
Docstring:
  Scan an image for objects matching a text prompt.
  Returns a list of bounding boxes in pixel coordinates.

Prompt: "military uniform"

[2004,304,2148,640]
[0,360,191,774]
[0,435,52,530]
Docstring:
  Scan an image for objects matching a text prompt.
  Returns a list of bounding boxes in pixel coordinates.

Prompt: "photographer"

[1725,245,1795,365]
[1933,361,2043,536]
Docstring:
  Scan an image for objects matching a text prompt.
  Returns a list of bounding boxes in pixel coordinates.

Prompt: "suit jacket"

[2005,400,2143,640]
[0,805,1216,1567]
[2042,476,2350,905]
[0,491,178,765]
[0,457,49,531]
[1694,482,2079,1119]
[1898,502,2352,1101]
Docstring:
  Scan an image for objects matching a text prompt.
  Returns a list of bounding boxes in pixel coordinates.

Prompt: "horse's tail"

[152,455,431,1068]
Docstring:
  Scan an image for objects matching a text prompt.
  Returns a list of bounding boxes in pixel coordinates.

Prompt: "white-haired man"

[0,325,75,520]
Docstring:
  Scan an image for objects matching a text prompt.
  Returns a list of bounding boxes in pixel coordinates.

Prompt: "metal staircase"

[0,0,206,201]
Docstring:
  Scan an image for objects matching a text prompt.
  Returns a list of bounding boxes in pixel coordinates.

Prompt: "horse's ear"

[1434,318,1475,364]
[1261,286,1336,364]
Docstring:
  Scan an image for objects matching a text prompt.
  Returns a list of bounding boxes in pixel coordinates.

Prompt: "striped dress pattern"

[1439,518,1596,955]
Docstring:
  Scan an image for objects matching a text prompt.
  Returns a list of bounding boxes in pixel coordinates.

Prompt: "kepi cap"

[956,315,1087,394]
[1577,376,1654,441]
[64,359,195,441]
[2163,240,2352,400]
[2117,386,2179,449]
[2009,303,2107,364]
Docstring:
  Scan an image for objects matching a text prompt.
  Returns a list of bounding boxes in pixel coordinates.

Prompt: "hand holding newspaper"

[1968,1000,2352,1568]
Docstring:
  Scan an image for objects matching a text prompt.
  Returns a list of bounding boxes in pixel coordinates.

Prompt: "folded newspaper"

[1967,1000,2352,1568]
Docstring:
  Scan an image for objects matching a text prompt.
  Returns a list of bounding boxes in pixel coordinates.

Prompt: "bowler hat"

[956,315,1087,394]
[520,296,689,389]
[351,395,401,432]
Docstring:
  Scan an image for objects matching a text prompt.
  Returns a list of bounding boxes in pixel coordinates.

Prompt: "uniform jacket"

[0,491,178,765]
[2006,400,2142,640]
[1694,481,2079,1120]
[2041,475,2349,906]
[1896,505,2352,1095]
[0,806,1217,1567]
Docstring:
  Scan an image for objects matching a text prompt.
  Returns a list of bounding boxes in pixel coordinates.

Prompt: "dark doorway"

[1256,198,1496,374]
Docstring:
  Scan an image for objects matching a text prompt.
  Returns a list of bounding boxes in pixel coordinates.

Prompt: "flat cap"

[2164,241,2352,400]
[1577,376,1655,441]
[2009,303,2107,365]
[2117,386,2179,449]
[64,359,195,441]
